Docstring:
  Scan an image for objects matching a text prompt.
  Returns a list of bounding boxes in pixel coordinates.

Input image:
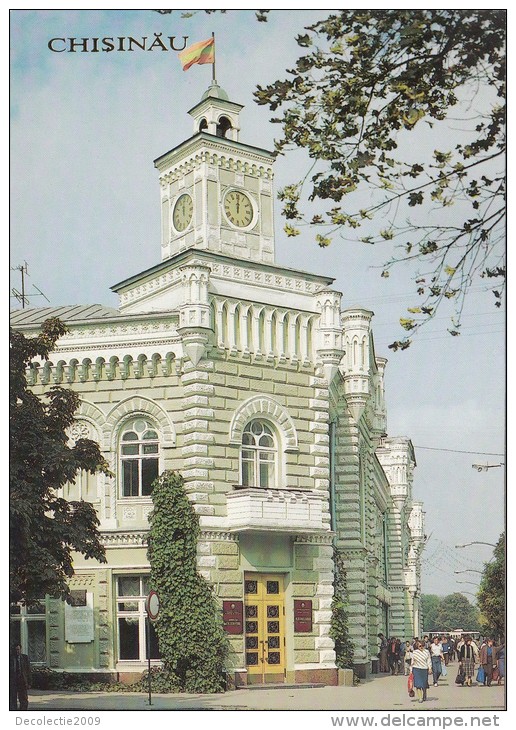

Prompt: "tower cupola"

[188,82,243,141]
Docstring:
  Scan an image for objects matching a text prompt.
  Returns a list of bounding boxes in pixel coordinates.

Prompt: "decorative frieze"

[100,531,148,547]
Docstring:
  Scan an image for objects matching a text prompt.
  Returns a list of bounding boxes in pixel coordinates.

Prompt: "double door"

[244,573,286,684]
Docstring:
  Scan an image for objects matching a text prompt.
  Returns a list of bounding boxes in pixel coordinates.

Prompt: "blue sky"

[9,8,506,598]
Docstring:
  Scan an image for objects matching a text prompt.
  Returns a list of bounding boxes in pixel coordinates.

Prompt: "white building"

[10,82,425,686]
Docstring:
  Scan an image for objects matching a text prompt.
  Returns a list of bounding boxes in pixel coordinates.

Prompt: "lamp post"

[455,542,496,548]
[454,569,482,575]
[471,463,504,472]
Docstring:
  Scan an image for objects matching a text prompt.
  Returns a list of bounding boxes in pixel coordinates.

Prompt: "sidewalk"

[23,671,506,712]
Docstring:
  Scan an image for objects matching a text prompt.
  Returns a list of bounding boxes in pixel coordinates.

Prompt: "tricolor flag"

[178,37,215,71]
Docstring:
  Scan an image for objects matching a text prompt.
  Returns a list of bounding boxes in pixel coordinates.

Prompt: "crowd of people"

[377,633,505,704]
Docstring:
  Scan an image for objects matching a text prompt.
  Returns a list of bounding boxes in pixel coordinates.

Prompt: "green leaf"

[316,234,332,247]
[400,317,416,330]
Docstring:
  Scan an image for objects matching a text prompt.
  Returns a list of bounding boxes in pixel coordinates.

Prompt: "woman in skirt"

[459,636,478,686]
[411,640,432,703]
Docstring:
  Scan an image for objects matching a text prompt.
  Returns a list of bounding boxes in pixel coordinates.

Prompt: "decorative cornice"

[155,136,275,180]
[210,261,327,298]
[199,530,239,542]
[112,250,333,296]
[100,530,148,547]
[294,533,334,545]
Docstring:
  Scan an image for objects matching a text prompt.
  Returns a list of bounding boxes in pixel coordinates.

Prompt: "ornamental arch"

[229,395,299,453]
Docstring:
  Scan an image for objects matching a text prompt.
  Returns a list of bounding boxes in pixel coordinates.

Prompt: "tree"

[253,9,505,349]
[433,593,480,632]
[477,532,505,639]
[10,318,109,606]
[421,594,441,632]
[148,470,229,692]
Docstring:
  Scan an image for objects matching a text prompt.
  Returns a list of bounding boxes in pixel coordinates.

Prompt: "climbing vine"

[147,470,229,693]
[330,546,355,669]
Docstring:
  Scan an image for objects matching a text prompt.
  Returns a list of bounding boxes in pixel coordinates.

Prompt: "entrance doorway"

[244,573,286,684]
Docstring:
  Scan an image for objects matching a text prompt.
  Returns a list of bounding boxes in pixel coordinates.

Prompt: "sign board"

[223,600,243,634]
[65,592,94,643]
[294,599,313,633]
[145,590,160,621]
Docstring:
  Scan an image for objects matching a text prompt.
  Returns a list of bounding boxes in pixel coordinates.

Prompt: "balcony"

[226,487,328,534]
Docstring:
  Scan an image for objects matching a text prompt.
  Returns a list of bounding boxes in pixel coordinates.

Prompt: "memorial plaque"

[65,592,94,643]
[294,599,312,633]
[223,600,243,634]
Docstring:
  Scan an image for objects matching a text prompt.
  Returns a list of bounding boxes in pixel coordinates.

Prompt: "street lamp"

[454,569,482,574]
[455,542,496,548]
[471,462,504,472]
[456,580,479,586]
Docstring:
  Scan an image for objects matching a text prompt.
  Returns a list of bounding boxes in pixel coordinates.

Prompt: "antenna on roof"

[10,262,50,309]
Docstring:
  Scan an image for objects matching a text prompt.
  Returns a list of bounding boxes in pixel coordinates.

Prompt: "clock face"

[172,193,193,232]
[224,190,254,228]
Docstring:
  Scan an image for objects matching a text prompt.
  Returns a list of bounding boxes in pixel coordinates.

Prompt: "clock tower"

[154,82,276,264]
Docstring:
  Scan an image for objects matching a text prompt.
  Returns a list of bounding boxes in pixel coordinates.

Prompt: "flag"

[178,37,215,71]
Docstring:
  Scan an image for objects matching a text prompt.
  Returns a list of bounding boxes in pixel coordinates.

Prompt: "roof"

[153,131,275,169]
[111,249,335,293]
[10,304,120,327]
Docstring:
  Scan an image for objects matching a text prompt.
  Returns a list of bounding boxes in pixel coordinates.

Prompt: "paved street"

[24,671,506,713]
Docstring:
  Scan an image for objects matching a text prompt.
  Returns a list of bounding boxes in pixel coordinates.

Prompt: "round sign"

[146,590,160,621]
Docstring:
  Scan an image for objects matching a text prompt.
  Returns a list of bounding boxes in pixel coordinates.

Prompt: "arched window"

[241,420,276,488]
[216,116,232,138]
[120,418,159,497]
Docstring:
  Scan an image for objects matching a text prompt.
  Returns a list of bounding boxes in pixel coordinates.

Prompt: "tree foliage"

[421,592,480,632]
[148,470,229,693]
[329,546,355,669]
[421,594,441,632]
[254,9,505,348]
[477,532,505,638]
[10,318,109,605]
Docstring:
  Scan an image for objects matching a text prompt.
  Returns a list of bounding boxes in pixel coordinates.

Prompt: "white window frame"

[116,575,160,664]
[119,418,160,499]
[10,600,48,665]
[240,419,278,488]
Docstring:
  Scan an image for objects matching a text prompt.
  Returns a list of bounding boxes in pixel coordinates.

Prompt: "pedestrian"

[387,637,401,675]
[449,637,457,663]
[458,635,478,687]
[378,634,389,673]
[479,638,498,686]
[410,640,432,703]
[399,639,406,675]
[430,635,444,686]
[496,642,504,685]
[9,643,31,710]
[404,640,414,676]
[441,635,450,665]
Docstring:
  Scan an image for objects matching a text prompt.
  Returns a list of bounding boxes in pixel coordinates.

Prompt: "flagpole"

[212,32,216,83]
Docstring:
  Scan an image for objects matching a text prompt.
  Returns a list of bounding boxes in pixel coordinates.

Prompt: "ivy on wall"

[147,470,229,693]
[330,546,355,669]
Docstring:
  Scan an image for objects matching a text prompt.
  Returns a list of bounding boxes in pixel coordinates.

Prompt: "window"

[116,576,160,662]
[120,419,159,497]
[216,116,232,138]
[9,600,47,664]
[241,420,277,488]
